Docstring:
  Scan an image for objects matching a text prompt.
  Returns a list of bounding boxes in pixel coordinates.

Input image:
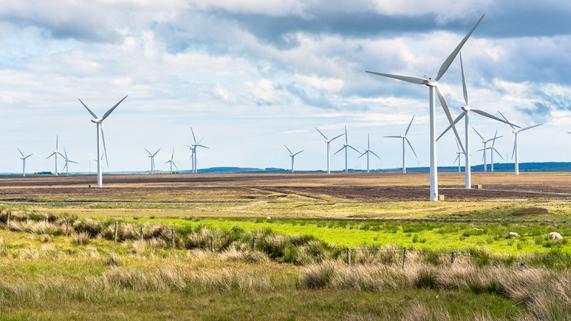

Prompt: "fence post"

[450,251,457,265]
[347,248,352,265]
[114,222,119,242]
[402,248,408,269]
[251,235,257,251]
[170,227,176,248]
[5,212,10,230]
[140,226,144,241]
[209,236,215,253]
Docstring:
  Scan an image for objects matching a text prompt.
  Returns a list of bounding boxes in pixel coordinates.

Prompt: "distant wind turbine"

[453,141,463,173]
[284,145,303,173]
[46,135,62,176]
[366,14,485,201]
[385,115,417,174]
[437,52,518,188]
[359,134,381,173]
[79,95,128,188]
[335,126,360,173]
[315,128,344,174]
[61,149,78,176]
[499,112,543,176]
[189,128,209,174]
[17,149,33,177]
[473,128,502,172]
[145,148,160,174]
[165,149,177,174]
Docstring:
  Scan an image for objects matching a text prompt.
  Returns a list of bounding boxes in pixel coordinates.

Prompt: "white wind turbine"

[452,141,463,173]
[79,96,128,188]
[437,52,518,188]
[315,128,344,174]
[46,135,62,176]
[61,149,78,176]
[189,128,209,174]
[473,128,503,172]
[145,148,160,174]
[335,126,360,173]
[165,149,177,174]
[359,134,381,173]
[17,149,33,177]
[284,145,303,173]
[385,115,417,174]
[499,112,543,176]
[487,131,504,172]
[366,15,484,201]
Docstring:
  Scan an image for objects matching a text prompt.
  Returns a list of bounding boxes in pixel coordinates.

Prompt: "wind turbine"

[499,112,543,176]
[453,141,463,173]
[436,52,518,188]
[366,14,484,201]
[17,149,33,177]
[189,128,209,174]
[473,128,502,172]
[315,128,344,174]
[165,149,177,174]
[61,149,78,176]
[46,135,62,176]
[79,96,128,188]
[385,115,417,174]
[334,126,360,173]
[145,148,160,174]
[284,145,303,173]
[359,134,381,173]
[487,131,504,172]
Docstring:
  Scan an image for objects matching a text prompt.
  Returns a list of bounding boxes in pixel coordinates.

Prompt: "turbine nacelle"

[425,79,438,87]
[461,105,471,112]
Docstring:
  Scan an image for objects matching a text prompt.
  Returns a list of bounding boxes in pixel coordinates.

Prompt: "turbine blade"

[404,115,415,136]
[284,145,293,154]
[436,86,465,154]
[472,109,517,127]
[520,123,543,132]
[334,146,345,155]
[370,151,381,159]
[473,128,485,141]
[405,137,418,158]
[315,128,328,140]
[17,148,24,157]
[145,148,152,155]
[512,136,516,160]
[101,125,110,167]
[384,135,401,138]
[46,152,56,159]
[294,150,304,156]
[191,127,197,144]
[348,145,360,154]
[459,52,469,106]
[454,154,460,163]
[498,111,518,130]
[365,71,425,85]
[100,95,128,122]
[330,133,344,142]
[436,112,465,142]
[358,151,367,158]
[78,99,98,119]
[493,148,504,160]
[435,14,485,81]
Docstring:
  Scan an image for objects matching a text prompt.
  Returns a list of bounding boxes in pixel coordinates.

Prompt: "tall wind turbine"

[165,149,177,174]
[335,126,360,173]
[359,134,381,173]
[284,145,303,173]
[17,149,33,177]
[61,149,78,176]
[315,128,344,174]
[453,141,463,173]
[436,52,517,188]
[499,112,543,176]
[473,128,503,172]
[145,148,160,174]
[79,96,127,188]
[488,131,504,172]
[385,115,417,174]
[189,128,209,174]
[46,136,61,176]
[366,15,484,201]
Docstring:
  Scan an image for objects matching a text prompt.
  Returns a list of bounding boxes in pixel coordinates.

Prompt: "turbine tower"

[499,112,542,176]
[17,149,33,177]
[359,134,381,173]
[165,149,177,174]
[488,131,504,172]
[145,148,160,174]
[189,128,209,174]
[79,95,128,188]
[453,141,463,173]
[284,145,303,173]
[385,115,417,174]
[61,149,78,176]
[366,14,484,201]
[473,128,502,172]
[46,135,61,176]
[315,128,344,174]
[436,52,517,188]
[334,126,360,173]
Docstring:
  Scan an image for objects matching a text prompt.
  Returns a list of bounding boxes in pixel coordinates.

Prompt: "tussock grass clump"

[71,232,91,245]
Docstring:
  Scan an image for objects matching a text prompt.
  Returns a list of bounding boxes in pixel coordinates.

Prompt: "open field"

[0,172,569,320]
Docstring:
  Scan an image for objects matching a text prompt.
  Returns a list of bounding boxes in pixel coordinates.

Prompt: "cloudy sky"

[1,0,570,173]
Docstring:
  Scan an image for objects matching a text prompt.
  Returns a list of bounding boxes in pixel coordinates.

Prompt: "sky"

[0,0,570,173]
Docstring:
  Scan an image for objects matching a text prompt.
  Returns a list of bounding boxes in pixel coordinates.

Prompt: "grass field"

[0,172,569,320]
